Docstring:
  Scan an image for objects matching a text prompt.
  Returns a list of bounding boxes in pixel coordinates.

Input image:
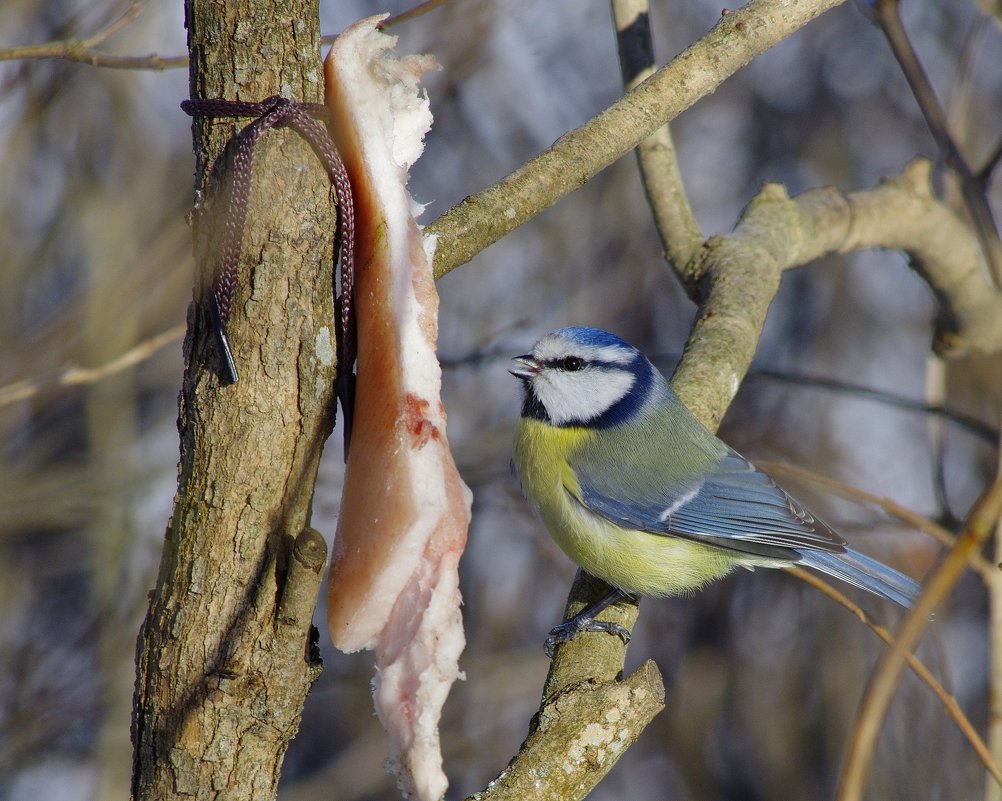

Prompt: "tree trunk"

[131,1,337,798]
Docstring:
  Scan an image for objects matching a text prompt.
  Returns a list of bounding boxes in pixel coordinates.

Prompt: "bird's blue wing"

[573,448,846,559]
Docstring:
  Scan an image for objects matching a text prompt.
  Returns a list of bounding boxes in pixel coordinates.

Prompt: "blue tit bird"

[510,326,920,654]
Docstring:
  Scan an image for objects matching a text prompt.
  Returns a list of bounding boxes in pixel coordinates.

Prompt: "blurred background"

[1,1,1000,800]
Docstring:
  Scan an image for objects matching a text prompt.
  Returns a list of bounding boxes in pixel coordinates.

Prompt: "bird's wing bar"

[576,450,846,558]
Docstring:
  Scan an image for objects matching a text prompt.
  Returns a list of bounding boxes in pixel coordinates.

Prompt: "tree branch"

[872,0,1002,284]
[465,571,660,801]
[469,659,664,801]
[672,159,1002,428]
[610,0,702,271]
[790,566,1002,787]
[425,0,847,279]
[0,324,185,408]
[0,0,187,70]
[990,422,1002,801]
[836,477,1002,801]
[130,0,337,798]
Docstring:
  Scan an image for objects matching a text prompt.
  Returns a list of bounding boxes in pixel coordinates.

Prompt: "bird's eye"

[559,356,586,371]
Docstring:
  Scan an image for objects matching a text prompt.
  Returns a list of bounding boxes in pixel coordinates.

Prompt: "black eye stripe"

[546,356,587,371]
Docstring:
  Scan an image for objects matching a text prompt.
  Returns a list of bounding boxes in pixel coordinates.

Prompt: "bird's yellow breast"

[513,418,741,596]
[513,417,588,501]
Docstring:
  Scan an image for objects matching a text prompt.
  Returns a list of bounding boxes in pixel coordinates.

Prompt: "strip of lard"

[324,17,471,801]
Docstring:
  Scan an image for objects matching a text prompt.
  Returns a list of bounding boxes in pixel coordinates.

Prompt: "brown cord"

[181,96,356,389]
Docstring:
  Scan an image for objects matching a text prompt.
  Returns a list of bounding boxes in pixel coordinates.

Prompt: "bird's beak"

[508,355,540,379]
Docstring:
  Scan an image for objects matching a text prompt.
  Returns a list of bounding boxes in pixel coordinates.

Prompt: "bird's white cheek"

[534,370,635,425]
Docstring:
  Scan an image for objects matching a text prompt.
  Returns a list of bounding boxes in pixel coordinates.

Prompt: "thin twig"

[988,407,1002,801]
[318,0,454,44]
[925,356,957,523]
[381,0,452,29]
[0,0,186,70]
[610,0,703,271]
[836,478,1002,801]
[872,0,1002,283]
[745,365,999,444]
[946,13,986,145]
[0,324,185,408]
[81,0,148,47]
[979,137,1002,183]
[789,566,1002,787]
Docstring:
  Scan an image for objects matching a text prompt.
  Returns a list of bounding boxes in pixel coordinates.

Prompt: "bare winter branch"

[790,567,1002,787]
[872,0,1002,283]
[425,0,848,279]
[837,477,1002,801]
[0,1,186,70]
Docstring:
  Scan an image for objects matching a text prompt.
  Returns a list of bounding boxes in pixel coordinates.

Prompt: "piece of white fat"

[324,16,471,801]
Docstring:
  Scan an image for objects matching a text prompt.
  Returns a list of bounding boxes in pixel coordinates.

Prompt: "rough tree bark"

[130,0,337,798]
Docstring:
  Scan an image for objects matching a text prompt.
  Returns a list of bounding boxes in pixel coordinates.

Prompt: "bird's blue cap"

[553,327,633,351]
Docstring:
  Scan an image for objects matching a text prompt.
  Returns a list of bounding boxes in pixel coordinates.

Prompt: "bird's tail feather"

[796,548,920,608]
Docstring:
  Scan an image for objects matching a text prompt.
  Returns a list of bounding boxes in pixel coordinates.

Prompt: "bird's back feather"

[571,394,847,562]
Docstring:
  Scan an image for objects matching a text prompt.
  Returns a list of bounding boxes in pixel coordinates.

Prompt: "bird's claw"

[544,617,631,658]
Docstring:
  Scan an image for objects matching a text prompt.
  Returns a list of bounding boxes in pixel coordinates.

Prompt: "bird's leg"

[544,587,635,658]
